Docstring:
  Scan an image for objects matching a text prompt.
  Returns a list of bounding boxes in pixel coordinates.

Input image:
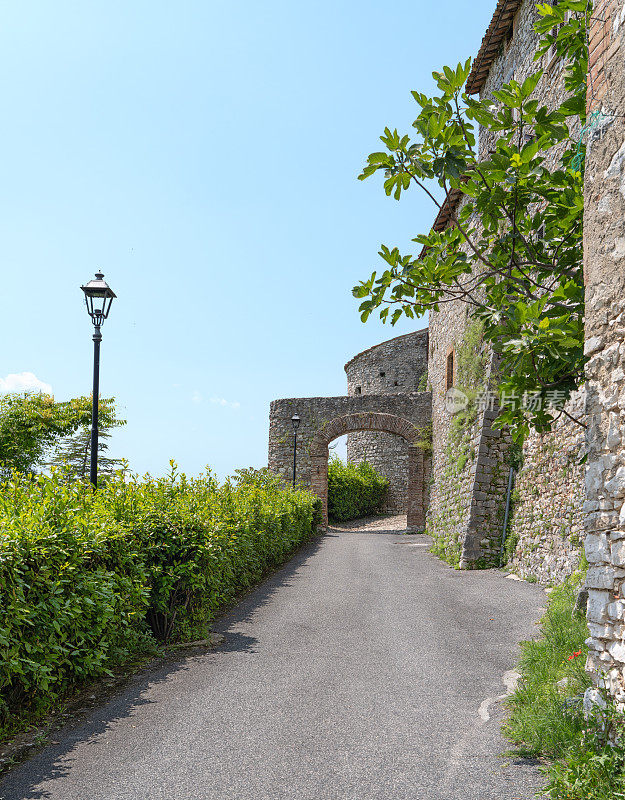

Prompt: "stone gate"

[268,393,431,529]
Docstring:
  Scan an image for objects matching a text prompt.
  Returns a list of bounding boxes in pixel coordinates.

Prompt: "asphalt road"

[0,524,547,800]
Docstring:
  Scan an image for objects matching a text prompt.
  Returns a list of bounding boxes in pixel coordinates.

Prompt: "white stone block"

[584,688,607,720]
[602,453,617,471]
[586,336,604,355]
[607,600,625,619]
[586,533,610,563]
[586,460,604,495]
[588,589,612,622]
[587,566,616,590]
[613,539,625,566]
[608,640,625,662]
[588,622,613,639]
[608,412,623,449]
[606,466,625,497]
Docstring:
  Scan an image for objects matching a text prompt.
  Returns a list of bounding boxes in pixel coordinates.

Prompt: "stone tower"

[344,329,429,512]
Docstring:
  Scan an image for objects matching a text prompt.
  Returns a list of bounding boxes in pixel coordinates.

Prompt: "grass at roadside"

[504,571,625,798]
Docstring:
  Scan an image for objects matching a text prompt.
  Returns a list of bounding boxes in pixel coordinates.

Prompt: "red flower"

[567,650,583,661]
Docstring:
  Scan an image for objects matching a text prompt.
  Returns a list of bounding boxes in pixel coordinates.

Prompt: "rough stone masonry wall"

[345,330,429,513]
[478,0,584,583]
[581,0,625,702]
[268,392,432,527]
[428,301,480,565]
[478,0,579,158]
[426,0,581,570]
[507,392,586,585]
[427,291,512,567]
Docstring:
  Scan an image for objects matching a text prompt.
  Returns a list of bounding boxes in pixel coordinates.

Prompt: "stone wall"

[581,0,625,702]
[478,0,579,157]
[268,393,432,529]
[427,301,484,566]
[426,320,514,568]
[345,330,429,512]
[507,392,586,585]
[426,0,581,570]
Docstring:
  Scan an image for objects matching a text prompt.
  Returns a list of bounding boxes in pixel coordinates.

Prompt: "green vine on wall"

[428,321,489,567]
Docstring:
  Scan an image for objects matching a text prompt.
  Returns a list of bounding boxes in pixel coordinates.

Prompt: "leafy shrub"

[327,457,388,522]
[0,464,319,735]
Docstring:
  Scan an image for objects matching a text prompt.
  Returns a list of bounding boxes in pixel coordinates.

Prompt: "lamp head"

[81,271,116,325]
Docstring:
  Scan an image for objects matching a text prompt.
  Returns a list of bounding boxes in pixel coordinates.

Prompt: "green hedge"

[0,465,320,733]
[327,457,388,522]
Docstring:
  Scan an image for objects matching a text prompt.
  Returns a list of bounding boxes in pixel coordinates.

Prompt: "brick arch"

[308,412,428,531]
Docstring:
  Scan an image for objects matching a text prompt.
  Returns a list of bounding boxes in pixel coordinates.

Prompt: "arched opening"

[308,412,429,531]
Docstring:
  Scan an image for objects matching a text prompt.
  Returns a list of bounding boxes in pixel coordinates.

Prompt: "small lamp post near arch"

[81,271,116,489]
[291,414,301,488]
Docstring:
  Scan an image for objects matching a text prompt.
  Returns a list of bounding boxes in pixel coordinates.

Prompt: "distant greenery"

[0,464,320,739]
[47,403,126,481]
[0,392,123,478]
[505,572,625,798]
[327,457,388,522]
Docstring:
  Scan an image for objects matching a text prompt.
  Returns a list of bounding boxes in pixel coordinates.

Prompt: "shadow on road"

[0,534,326,800]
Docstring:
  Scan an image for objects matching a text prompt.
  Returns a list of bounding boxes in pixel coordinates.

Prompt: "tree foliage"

[0,393,123,478]
[47,405,126,481]
[354,1,590,440]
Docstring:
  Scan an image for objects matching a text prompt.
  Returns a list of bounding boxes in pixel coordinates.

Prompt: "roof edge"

[465,0,522,95]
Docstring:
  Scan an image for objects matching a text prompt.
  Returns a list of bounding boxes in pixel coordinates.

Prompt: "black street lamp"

[291,414,300,488]
[81,271,116,489]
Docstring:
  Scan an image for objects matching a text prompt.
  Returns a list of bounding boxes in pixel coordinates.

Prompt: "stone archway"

[308,412,428,530]
[268,392,431,530]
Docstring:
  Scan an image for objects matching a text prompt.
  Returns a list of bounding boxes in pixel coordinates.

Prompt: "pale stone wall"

[580,0,625,701]
[507,392,586,585]
[427,295,489,565]
[345,330,428,512]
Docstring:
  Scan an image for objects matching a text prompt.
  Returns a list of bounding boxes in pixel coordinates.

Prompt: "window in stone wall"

[355,386,361,395]
[379,371,385,377]
[446,350,455,391]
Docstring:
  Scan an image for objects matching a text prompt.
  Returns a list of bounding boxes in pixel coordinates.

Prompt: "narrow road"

[0,518,546,800]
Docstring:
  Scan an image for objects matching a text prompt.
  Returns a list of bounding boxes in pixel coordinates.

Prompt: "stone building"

[424,0,586,571]
[267,395,431,531]
[345,330,428,513]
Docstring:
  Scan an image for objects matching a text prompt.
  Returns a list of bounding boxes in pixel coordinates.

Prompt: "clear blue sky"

[0,0,496,479]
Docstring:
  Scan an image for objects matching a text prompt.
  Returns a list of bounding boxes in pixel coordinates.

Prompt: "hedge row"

[327,458,388,522]
[0,466,320,732]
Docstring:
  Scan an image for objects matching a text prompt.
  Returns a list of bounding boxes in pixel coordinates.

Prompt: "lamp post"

[81,272,116,489]
[291,414,300,488]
